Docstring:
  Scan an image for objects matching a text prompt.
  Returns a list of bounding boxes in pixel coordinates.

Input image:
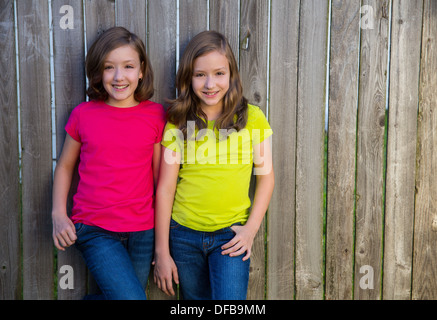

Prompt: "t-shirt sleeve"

[250,106,273,145]
[161,122,184,154]
[154,104,167,144]
[65,105,81,142]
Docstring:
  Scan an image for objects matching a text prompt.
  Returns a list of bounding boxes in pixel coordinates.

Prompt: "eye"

[194,73,205,77]
[125,65,134,69]
[104,65,113,70]
[217,71,225,76]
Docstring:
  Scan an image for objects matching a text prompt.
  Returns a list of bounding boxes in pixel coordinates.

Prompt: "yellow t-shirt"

[161,104,272,231]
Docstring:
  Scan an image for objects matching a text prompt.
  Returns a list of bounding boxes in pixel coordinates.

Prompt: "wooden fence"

[1,0,436,300]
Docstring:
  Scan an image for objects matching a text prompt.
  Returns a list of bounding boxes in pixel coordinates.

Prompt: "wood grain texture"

[413,0,437,300]
[52,0,87,300]
[0,0,21,300]
[326,0,360,300]
[383,0,422,300]
[267,0,300,300]
[17,0,53,299]
[354,0,390,300]
[295,0,329,300]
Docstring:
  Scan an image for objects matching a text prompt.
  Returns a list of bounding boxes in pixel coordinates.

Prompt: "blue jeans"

[74,223,154,300]
[169,219,250,300]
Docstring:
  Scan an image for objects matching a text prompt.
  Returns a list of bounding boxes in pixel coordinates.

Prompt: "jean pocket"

[74,222,86,237]
[170,218,181,229]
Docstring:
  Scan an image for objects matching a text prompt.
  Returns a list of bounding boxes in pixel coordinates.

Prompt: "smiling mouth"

[203,91,218,96]
[113,84,129,90]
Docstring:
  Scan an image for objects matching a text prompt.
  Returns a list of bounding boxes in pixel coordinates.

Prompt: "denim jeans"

[74,223,154,300]
[169,219,250,300]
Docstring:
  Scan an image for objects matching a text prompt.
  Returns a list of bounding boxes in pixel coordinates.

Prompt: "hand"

[52,213,77,251]
[154,253,179,296]
[221,225,257,261]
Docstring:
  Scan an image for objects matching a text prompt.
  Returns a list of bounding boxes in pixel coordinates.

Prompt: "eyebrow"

[104,59,137,64]
[193,66,227,72]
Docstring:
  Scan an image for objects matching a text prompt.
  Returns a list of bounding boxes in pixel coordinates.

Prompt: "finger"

[228,246,247,257]
[166,278,175,296]
[53,235,65,251]
[222,240,243,255]
[66,228,77,242]
[242,248,252,261]
[173,267,179,285]
[221,237,239,250]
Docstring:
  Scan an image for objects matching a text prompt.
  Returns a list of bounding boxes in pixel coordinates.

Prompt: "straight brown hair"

[166,30,248,137]
[85,26,154,102]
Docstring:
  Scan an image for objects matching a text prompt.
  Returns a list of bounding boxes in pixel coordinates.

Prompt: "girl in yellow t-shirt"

[154,30,274,300]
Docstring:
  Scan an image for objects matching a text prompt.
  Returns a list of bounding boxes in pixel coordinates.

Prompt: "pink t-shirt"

[65,100,166,232]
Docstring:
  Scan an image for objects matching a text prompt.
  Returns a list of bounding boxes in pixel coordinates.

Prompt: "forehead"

[104,44,141,62]
[194,50,229,69]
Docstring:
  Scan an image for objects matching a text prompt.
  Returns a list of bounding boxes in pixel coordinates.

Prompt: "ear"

[139,61,144,80]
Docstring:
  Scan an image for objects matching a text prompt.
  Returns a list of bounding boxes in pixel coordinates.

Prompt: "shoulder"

[246,104,268,123]
[142,100,165,117]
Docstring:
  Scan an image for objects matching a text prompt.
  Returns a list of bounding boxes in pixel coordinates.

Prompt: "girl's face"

[102,45,143,108]
[192,50,230,119]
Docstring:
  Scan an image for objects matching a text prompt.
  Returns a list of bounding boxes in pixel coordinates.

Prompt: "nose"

[114,67,124,81]
[204,76,214,89]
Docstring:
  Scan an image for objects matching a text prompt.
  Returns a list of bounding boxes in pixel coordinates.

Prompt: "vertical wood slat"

[84,0,115,49]
[325,0,360,300]
[178,0,208,56]
[413,0,437,300]
[147,0,177,107]
[17,0,53,299]
[52,0,87,300]
[383,0,422,300]
[147,0,177,300]
[209,0,240,60]
[239,0,269,300]
[295,0,329,300]
[267,0,300,300]
[116,0,146,43]
[354,0,390,300]
[0,0,21,300]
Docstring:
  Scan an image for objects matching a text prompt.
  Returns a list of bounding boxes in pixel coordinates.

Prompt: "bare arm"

[52,134,81,251]
[154,145,181,296]
[152,142,161,190]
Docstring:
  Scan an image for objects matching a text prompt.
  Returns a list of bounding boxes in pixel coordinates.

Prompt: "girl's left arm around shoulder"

[221,137,274,260]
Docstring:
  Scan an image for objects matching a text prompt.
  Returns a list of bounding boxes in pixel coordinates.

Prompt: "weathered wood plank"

[52,0,87,300]
[239,0,269,300]
[179,0,208,56]
[295,0,329,300]
[147,0,177,108]
[325,0,360,300]
[354,0,390,300]
[383,0,422,300]
[116,0,146,42]
[413,0,437,300]
[147,0,177,300]
[17,0,53,299]
[209,0,240,61]
[0,0,21,300]
[267,0,300,300]
[84,0,115,49]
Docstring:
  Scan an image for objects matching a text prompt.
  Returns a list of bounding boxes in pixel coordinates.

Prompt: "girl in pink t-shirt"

[51,27,165,300]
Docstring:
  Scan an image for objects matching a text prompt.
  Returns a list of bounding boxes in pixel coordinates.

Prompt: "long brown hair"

[85,26,154,102]
[167,30,248,137]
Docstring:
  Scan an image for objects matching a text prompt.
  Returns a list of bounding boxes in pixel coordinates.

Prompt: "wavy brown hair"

[85,26,154,102]
[167,30,248,137]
